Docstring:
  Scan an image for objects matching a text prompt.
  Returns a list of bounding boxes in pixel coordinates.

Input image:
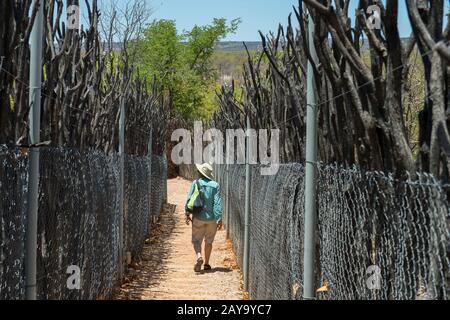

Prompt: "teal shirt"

[185,177,222,222]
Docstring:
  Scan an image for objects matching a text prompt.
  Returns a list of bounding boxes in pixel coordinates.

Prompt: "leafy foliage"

[133,18,241,120]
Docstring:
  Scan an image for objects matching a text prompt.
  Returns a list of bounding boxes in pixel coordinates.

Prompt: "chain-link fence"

[125,154,167,259]
[317,164,449,300]
[213,163,450,300]
[0,146,167,300]
[0,146,28,300]
[152,155,168,216]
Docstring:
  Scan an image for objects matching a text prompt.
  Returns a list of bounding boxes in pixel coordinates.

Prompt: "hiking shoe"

[204,264,212,271]
[194,257,204,272]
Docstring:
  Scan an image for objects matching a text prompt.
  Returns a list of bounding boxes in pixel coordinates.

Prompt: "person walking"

[185,163,222,272]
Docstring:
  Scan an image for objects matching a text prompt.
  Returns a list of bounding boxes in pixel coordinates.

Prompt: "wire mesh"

[36,148,121,299]
[213,162,450,300]
[0,146,28,300]
[0,145,167,300]
[248,164,305,300]
[151,155,167,219]
[124,155,148,262]
[214,164,305,300]
[317,164,450,300]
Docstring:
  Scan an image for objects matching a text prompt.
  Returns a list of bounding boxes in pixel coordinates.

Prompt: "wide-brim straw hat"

[195,163,214,180]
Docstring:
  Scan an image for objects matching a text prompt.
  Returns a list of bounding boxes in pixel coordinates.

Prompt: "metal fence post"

[118,94,125,281]
[225,163,230,240]
[303,6,319,300]
[243,115,251,292]
[25,0,44,300]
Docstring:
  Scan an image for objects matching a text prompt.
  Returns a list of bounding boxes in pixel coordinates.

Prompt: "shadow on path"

[113,204,177,300]
[199,267,233,275]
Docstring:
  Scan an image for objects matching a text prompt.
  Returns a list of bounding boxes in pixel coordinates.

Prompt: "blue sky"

[148,0,414,41]
[150,0,299,41]
[78,1,444,41]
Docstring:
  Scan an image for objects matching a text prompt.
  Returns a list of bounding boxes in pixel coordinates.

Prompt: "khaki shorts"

[192,218,218,246]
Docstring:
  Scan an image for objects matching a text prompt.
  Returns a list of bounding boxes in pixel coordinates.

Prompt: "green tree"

[134,20,179,110]
[183,18,241,79]
[133,18,240,120]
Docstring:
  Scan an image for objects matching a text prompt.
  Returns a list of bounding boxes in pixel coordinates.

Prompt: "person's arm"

[214,185,222,226]
[185,181,195,223]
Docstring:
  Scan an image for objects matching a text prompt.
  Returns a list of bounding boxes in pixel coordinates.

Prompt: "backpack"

[186,180,205,214]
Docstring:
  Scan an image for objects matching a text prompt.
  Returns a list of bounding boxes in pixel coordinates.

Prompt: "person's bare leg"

[192,219,205,272]
[193,242,204,272]
[205,243,213,265]
[193,241,203,259]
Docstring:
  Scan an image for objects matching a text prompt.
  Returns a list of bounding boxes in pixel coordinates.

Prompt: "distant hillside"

[108,38,412,53]
[215,41,262,52]
[215,38,413,52]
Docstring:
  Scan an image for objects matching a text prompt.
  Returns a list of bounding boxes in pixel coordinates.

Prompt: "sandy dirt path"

[114,177,244,300]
